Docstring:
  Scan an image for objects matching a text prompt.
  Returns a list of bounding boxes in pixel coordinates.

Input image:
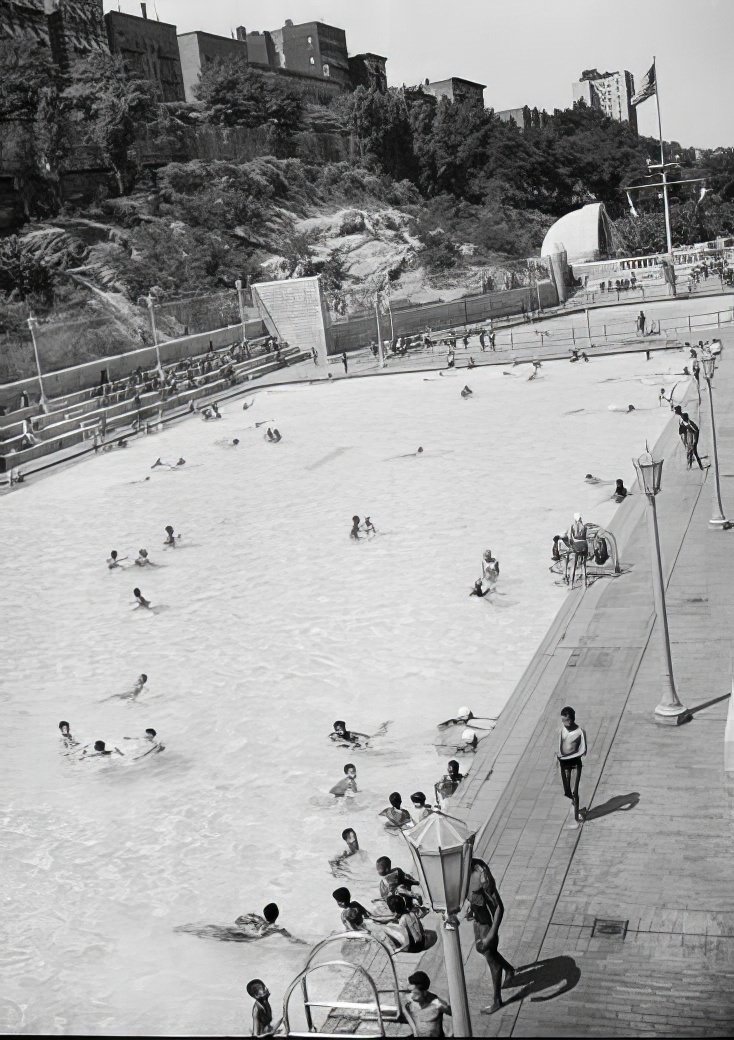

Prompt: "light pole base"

[709,516,728,527]
[654,702,691,726]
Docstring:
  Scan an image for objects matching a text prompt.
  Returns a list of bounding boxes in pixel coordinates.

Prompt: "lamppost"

[404,813,476,1037]
[26,314,49,413]
[144,292,163,377]
[632,447,690,725]
[235,279,250,358]
[701,355,727,526]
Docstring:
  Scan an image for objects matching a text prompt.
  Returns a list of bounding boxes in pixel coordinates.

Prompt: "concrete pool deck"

[326,333,734,1036]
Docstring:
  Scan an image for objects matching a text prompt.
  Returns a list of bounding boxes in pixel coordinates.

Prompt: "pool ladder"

[281,932,416,1037]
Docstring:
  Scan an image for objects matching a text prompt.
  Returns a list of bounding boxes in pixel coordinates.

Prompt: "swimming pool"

[0,352,684,1034]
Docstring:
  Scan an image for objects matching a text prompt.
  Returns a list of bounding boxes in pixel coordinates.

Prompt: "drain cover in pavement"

[591,918,628,940]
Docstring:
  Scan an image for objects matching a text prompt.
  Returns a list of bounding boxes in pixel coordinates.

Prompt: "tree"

[194,60,302,132]
[335,87,416,182]
[0,235,55,303]
[65,53,157,195]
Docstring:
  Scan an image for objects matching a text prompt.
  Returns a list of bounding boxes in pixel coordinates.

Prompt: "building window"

[309,56,315,65]
[322,63,330,77]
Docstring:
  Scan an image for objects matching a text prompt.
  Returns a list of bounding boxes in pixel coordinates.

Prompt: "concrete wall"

[178,31,249,103]
[245,31,277,68]
[0,320,266,411]
[328,282,558,352]
[105,11,185,102]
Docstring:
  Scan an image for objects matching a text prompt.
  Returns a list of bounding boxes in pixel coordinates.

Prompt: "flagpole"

[653,56,673,256]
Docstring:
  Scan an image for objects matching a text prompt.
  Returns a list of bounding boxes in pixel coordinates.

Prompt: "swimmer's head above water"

[262,903,279,924]
[342,828,359,851]
[375,856,392,877]
[388,792,403,809]
[59,721,71,735]
[246,979,269,1000]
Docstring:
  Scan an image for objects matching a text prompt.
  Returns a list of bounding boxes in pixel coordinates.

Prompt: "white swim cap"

[458,706,471,719]
[461,728,477,742]
[573,512,582,522]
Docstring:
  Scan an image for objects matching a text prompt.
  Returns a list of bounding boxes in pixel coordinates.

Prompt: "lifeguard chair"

[551,522,622,588]
[280,932,415,1037]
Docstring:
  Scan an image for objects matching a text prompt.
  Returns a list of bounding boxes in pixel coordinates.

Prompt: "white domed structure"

[541,202,613,264]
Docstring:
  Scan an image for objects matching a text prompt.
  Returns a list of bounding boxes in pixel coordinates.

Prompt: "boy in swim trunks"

[58,721,79,750]
[330,721,369,747]
[405,971,451,1038]
[350,515,361,540]
[466,858,515,1014]
[379,792,413,830]
[246,979,280,1036]
[557,705,587,827]
[330,764,358,798]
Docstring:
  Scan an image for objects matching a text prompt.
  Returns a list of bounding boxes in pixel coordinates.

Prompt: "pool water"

[0,353,682,1034]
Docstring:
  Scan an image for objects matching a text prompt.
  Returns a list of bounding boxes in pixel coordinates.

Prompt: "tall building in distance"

[269,19,351,89]
[105,5,185,102]
[572,68,638,132]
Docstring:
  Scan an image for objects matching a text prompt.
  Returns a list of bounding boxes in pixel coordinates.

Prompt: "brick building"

[177,27,249,103]
[105,5,185,102]
[0,0,109,70]
[348,53,388,93]
[269,19,351,90]
[245,29,277,69]
[422,77,486,107]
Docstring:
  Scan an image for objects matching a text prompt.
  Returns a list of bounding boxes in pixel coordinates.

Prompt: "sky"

[104,0,734,149]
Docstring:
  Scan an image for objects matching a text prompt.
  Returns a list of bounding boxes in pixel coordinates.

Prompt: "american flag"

[631,63,656,107]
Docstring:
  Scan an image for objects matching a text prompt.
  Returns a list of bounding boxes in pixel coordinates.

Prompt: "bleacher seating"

[0,340,309,474]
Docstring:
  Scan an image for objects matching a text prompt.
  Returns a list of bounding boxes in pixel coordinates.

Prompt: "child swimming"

[133,587,151,609]
[330,763,358,799]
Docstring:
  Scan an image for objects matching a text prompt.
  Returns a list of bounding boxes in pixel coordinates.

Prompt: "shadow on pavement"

[502,955,581,1004]
[583,791,640,821]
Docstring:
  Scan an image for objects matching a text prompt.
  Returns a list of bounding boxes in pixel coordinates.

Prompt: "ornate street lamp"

[632,447,690,725]
[26,314,49,413]
[235,279,250,358]
[404,813,476,1036]
[144,292,163,377]
[701,355,727,526]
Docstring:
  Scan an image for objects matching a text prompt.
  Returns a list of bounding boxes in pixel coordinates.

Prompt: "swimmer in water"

[456,728,479,753]
[266,427,275,442]
[58,720,79,750]
[163,525,177,547]
[82,739,124,759]
[379,792,414,831]
[124,727,165,759]
[133,587,151,609]
[470,579,491,598]
[151,458,186,470]
[272,428,282,442]
[134,548,156,567]
[364,516,377,537]
[468,356,476,369]
[435,759,464,802]
[247,979,281,1037]
[612,479,628,502]
[329,828,363,876]
[375,856,422,909]
[482,550,499,586]
[330,763,358,799]
[133,673,148,695]
[107,550,127,569]
[332,887,373,931]
[212,402,221,419]
[350,515,361,540]
[232,438,240,446]
[330,721,370,747]
[409,791,433,824]
[461,385,473,398]
[177,904,305,945]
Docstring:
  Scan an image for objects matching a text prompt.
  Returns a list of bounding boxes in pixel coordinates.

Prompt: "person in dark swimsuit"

[350,515,361,540]
[466,859,515,1014]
